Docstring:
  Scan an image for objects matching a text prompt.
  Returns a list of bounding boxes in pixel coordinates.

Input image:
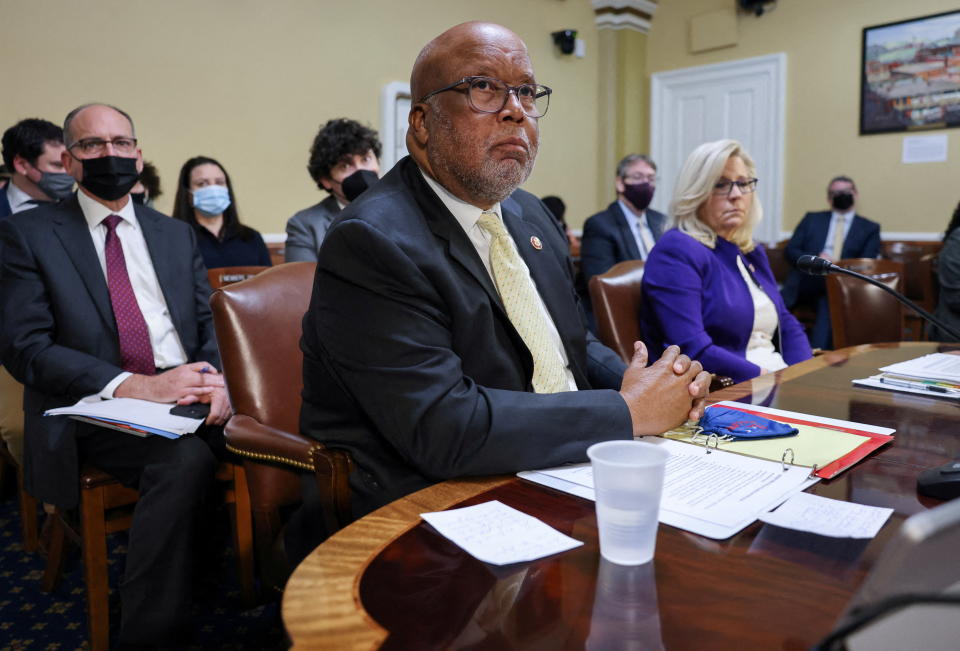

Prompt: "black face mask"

[831,192,854,211]
[622,182,655,212]
[341,169,379,203]
[79,155,139,201]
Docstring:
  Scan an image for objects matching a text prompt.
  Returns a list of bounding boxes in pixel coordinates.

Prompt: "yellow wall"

[0,0,602,235]
[649,0,960,236]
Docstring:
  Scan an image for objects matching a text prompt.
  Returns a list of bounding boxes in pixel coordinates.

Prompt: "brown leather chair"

[210,262,353,586]
[207,265,270,290]
[836,257,903,276]
[589,260,645,363]
[881,242,940,312]
[765,239,792,286]
[41,460,254,651]
[589,260,733,389]
[826,270,903,349]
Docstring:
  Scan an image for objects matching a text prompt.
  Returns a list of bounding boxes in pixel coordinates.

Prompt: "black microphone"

[796,255,960,342]
[796,254,834,276]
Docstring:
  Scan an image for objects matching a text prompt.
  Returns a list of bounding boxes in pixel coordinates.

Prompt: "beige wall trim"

[593,0,657,32]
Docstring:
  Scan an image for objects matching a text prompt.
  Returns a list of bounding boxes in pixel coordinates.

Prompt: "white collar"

[419,167,502,232]
[77,188,139,231]
[617,199,646,227]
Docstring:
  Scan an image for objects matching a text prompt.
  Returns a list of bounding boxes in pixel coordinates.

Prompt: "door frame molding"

[651,52,787,243]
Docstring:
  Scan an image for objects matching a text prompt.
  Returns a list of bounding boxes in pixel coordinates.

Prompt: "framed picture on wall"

[860,9,960,135]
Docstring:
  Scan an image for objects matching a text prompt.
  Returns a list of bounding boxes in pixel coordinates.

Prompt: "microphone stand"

[815,262,960,343]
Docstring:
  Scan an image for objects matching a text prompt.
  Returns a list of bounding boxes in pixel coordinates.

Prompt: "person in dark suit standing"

[781,175,880,349]
[581,153,668,283]
[298,22,710,522]
[0,103,230,648]
[283,118,382,262]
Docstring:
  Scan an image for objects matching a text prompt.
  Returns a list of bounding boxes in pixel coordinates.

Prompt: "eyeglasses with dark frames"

[418,76,552,118]
[68,137,138,158]
[713,178,758,196]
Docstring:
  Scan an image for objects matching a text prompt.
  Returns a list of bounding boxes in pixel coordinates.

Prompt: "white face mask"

[192,185,231,216]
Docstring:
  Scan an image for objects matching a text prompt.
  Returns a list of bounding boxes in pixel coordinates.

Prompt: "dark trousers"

[77,424,220,645]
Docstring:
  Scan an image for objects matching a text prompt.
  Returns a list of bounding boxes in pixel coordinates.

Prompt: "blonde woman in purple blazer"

[641,140,811,383]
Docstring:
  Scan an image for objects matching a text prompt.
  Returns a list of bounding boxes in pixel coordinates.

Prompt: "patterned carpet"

[0,486,287,650]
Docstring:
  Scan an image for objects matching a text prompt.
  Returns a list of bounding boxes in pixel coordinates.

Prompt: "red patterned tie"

[102,215,155,375]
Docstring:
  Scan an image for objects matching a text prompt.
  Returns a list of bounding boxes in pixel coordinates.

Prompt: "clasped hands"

[618,342,711,437]
[114,361,231,426]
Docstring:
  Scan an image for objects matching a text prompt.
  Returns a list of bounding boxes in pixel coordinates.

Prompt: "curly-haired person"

[284,118,382,262]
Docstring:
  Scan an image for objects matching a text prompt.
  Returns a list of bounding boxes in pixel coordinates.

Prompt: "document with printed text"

[519,437,818,540]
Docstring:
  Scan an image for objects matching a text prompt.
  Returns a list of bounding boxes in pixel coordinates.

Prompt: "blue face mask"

[192,184,231,216]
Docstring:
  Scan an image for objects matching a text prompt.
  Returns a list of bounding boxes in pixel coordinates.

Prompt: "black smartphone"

[169,403,211,419]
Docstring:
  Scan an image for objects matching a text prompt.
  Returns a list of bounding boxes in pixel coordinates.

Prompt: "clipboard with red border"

[677,401,895,480]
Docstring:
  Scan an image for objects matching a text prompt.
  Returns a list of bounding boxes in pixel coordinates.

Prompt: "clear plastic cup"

[587,440,669,565]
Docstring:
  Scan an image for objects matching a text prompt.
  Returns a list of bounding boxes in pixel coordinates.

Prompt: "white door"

[650,53,787,244]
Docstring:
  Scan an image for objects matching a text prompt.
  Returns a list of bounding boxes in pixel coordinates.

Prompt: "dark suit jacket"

[580,202,667,282]
[0,195,219,507]
[284,195,341,262]
[300,157,631,516]
[0,186,12,218]
[781,210,881,307]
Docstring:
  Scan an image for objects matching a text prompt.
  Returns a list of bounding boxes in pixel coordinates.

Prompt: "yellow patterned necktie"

[477,211,569,393]
[832,214,846,260]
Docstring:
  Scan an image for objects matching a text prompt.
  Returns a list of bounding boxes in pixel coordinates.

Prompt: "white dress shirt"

[77,190,188,397]
[618,199,656,260]
[823,209,855,258]
[736,256,786,373]
[420,170,578,391]
[5,179,43,214]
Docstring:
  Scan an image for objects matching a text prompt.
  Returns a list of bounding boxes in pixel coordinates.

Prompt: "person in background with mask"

[580,154,667,286]
[0,103,229,647]
[130,159,162,208]
[284,118,381,262]
[0,118,74,469]
[1,118,74,218]
[171,155,271,268]
[781,175,880,350]
[578,154,667,332]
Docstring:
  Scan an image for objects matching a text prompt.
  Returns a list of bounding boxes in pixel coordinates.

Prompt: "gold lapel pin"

[530,236,543,250]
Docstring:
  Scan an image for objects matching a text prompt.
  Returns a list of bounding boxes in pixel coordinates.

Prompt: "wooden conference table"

[283,343,960,649]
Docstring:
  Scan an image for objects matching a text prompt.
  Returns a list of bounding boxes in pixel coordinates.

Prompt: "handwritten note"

[420,500,583,565]
[759,491,893,538]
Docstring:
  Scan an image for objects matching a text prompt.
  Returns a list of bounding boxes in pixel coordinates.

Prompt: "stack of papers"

[853,353,960,400]
[45,397,205,439]
[520,437,819,540]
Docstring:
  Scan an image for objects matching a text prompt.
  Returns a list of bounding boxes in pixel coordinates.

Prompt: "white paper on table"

[519,438,818,540]
[420,500,583,566]
[901,133,948,164]
[44,397,204,436]
[759,491,893,538]
[880,353,960,383]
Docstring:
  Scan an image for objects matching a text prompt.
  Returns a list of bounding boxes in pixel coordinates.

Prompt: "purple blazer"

[641,229,812,383]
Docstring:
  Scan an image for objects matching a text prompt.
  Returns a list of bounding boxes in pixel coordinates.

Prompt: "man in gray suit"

[284,118,382,262]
